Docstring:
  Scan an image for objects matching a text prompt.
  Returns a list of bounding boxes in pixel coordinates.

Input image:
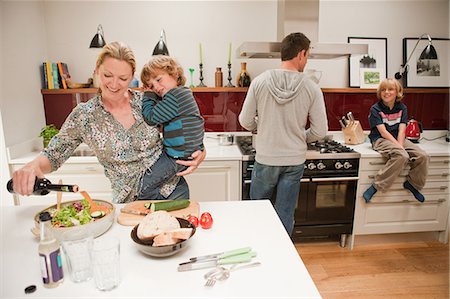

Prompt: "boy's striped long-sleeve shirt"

[142,86,204,159]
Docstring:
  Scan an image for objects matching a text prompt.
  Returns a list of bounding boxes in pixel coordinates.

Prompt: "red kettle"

[406,118,422,143]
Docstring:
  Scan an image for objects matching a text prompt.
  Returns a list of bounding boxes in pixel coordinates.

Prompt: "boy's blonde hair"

[377,78,404,102]
[96,41,136,75]
[141,55,186,88]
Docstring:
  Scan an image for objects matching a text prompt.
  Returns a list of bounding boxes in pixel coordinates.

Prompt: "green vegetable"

[91,211,105,218]
[51,199,92,227]
[145,200,190,212]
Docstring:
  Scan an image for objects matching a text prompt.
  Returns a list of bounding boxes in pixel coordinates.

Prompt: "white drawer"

[358,180,449,198]
[359,168,450,184]
[360,156,450,171]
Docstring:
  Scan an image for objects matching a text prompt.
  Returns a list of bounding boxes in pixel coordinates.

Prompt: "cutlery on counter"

[186,246,252,263]
[203,262,262,287]
[178,251,257,271]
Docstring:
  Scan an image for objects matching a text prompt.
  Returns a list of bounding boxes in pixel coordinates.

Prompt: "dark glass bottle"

[236,62,251,87]
[7,178,79,195]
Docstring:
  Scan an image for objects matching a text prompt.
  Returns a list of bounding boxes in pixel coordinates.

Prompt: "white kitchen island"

[0,200,322,298]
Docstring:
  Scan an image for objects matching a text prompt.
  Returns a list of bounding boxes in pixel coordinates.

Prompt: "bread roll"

[137,210,180,240]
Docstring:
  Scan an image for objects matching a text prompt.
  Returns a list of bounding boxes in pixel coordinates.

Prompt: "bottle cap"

[39,211,52,222]
[24,285,36,294]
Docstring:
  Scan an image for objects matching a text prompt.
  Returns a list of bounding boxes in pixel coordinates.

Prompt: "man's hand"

[176,149,207,176]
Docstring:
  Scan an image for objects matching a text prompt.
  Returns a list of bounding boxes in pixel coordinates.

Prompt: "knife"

[120,208,149,216]
[187,246,252,263]
[177,251,257,271]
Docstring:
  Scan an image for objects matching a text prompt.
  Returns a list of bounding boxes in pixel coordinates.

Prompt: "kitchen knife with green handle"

[177,251,257,271]
[187,246,252,263]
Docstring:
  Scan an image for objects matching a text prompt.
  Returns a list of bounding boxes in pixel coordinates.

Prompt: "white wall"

[0,0,448,151]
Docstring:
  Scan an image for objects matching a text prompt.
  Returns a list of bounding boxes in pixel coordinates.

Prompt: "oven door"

[296,177,358,225]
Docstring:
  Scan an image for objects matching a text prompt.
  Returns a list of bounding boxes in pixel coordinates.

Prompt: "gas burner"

[308,140,355,154]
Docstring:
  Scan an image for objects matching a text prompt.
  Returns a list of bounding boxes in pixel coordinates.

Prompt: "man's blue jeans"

[250,161,305,235]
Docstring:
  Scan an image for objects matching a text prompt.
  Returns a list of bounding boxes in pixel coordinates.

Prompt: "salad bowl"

[33,199,115,241]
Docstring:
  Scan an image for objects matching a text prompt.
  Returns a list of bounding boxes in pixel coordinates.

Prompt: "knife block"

[342,120,365,145]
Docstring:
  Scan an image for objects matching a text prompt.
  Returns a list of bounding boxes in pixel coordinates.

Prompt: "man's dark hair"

[280,32,311,61]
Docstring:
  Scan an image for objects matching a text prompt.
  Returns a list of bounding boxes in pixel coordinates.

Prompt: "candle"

[199,43,203,64]
[228,43,232,64]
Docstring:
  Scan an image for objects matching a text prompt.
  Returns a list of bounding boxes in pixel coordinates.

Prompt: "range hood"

[237,41,368,60]
[237,0,368,60]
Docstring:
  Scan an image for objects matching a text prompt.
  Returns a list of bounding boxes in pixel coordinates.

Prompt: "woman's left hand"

[176,149,206,176]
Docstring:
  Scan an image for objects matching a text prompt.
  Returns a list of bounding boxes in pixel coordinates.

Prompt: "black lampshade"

[89,24,106,48]
[152,30,169,56]
[419,43,438,60]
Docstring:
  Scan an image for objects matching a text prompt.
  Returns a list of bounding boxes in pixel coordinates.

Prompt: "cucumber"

[91,211,105,218]
[148,200,190,212]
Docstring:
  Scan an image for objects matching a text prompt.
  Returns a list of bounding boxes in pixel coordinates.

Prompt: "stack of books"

[41,62,70,89]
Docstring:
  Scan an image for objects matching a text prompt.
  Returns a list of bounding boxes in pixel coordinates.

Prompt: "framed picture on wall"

[402,37,449,87]
[348,37,388,88]
[360,68,383,88]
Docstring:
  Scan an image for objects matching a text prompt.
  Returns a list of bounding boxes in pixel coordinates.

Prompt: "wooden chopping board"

[117,200,200,226]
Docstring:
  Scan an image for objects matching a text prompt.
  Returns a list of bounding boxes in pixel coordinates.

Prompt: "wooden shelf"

[41,87,448,95]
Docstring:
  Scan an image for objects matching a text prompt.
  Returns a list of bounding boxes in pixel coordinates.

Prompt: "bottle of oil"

[7,178,79,195]
[38,212,64,288]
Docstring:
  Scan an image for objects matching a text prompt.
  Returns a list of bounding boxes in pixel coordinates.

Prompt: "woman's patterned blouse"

[42,90,179,203]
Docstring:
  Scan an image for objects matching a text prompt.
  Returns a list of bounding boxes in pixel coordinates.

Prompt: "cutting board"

[117,200,200,226]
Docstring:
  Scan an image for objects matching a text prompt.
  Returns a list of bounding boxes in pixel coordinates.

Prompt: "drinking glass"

[91,236,120,291]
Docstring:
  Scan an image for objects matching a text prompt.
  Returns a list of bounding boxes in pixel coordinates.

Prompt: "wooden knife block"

[342,120,365,145]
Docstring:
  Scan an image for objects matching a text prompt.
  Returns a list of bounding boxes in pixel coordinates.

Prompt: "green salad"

[50,199,93,227]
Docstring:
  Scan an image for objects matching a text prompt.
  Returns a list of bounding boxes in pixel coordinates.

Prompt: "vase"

[215,67,223,87]
[236,62,251,87]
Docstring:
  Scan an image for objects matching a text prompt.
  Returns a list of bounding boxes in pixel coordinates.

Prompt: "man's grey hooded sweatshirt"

[239,69,328,166]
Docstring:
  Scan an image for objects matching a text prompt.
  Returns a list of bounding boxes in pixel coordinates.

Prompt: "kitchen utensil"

[341,116,348,126]
[338,119,346,129]
[342,120,366,145]
[203,262,261,287]
[216,134,235,145]
[33,199,115,241]
[406,118,422,143]
[187,246,252,263]
[81,191,110,214]
[56,179,63,212]
[130,218,196,257]
[347,112,355,121]
[177,251,257,271]
[117,200,199,226]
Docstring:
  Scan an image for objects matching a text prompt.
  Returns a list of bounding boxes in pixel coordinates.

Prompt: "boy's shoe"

[363,185,377,203]
[403,181,425,202]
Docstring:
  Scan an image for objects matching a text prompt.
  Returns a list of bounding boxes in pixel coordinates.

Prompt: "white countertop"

[8,131,449,165]
[0,200,321,298]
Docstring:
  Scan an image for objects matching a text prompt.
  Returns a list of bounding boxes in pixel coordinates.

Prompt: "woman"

[12,41,206,203]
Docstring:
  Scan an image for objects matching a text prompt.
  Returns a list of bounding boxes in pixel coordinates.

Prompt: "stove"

[236,135,361,247]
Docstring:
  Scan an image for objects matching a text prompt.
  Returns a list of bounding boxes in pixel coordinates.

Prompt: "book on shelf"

[45,61,53,89]
[61,63,71,88]
[51,63,60,89]
[57,62,67,89]
[41,62,48,89]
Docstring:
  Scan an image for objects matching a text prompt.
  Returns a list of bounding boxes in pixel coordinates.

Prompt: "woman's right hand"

[12,156,51,195]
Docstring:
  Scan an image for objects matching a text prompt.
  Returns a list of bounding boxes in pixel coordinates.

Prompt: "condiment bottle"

[7,178,79,195]
[38,211,64,288]
[215,67,223,87]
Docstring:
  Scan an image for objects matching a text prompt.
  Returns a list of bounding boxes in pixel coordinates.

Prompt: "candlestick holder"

[226,63,235,87]
[197,63,206,87]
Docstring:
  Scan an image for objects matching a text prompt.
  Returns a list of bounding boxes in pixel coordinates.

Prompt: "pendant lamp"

[152,29,169,56]
[89,24,106,48]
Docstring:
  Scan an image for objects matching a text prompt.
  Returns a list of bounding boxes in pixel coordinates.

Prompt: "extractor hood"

[237,41,368,59]
[237,0,368,60]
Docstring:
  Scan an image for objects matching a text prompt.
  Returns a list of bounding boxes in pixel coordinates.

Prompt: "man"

[238,32,328,235]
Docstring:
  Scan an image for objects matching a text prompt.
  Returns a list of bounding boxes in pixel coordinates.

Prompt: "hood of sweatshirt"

[265,69,307,104]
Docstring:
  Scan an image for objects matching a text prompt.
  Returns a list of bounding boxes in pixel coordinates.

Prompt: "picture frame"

[348,37,387,88]
[402,37,449,87]
[360,68,383,88]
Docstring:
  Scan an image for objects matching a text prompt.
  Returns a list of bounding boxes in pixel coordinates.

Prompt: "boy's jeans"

[138,151,188,199]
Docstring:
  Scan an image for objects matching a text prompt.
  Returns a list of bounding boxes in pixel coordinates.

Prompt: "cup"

[91,236,120,291]
[61,233,93,283]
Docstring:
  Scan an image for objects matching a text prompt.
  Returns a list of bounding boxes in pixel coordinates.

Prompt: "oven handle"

[310,177,359,182]
[244,180,252,184]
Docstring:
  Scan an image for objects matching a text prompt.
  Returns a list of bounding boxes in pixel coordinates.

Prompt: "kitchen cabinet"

[9,159,241,205]
[185,160,241,201]
[352,155,449,245]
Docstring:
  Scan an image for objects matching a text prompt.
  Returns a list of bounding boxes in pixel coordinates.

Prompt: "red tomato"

[199,212,213,229]
[187,215,199,227]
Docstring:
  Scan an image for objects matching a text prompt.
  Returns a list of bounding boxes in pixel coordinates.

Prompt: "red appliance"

[406,118,422,143]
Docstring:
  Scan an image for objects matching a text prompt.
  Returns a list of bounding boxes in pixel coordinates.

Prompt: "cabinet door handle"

[438,198,446,203]
[85,166,97,172]
[369,161,386,165]
[430,160,450,164]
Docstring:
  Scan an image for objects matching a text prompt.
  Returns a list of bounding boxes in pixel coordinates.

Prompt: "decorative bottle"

[38,211,64,288]
[236,62,251,87]
[7,178,79,195]
[215,67,223,87]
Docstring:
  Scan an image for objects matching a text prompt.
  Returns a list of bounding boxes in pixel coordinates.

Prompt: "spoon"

[56,179,63,212]
[80,190,110,214]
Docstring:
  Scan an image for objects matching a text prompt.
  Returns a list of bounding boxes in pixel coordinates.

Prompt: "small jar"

[215,67,223,87]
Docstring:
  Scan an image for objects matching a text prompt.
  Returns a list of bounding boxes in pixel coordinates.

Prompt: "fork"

[204,267,227,287]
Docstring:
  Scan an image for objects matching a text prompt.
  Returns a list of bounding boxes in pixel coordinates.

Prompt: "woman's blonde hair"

[95,41,136,75]
[140,55,186,87]
[376,78,404,102]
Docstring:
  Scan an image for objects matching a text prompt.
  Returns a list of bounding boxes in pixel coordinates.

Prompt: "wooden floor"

[295,238,449,299]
